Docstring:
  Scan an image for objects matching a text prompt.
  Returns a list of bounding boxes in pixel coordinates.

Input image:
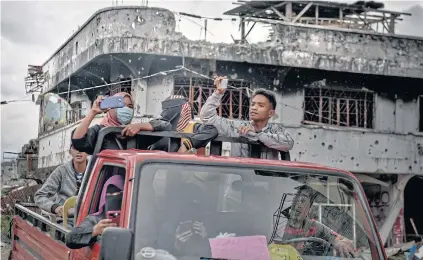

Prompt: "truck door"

[70,160,127,260]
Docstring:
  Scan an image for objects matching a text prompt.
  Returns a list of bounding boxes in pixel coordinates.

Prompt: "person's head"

[290,185,317,222]
[94,175,124,215]
[69,145,88,164]
[249,89,276,123]
[100,92,134,127]
[160,95,193,132]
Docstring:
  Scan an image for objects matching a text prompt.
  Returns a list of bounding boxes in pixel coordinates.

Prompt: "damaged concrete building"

[24,1,423,247]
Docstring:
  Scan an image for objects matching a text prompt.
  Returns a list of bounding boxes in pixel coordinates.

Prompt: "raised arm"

[200,77,242,137]
[121,118,171,136]
[245,123,294,151]
[72,96,104,140]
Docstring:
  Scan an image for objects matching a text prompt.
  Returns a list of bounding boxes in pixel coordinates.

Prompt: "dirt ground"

[1,244,10,259]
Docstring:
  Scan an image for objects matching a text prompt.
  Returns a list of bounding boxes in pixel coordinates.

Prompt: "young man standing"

[200,76,294,159]
[35,145,88,217]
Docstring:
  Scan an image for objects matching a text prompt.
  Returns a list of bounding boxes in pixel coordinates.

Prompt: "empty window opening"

[304,86,374,129]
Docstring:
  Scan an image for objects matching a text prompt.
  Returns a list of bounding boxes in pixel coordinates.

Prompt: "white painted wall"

[375,96,419,134]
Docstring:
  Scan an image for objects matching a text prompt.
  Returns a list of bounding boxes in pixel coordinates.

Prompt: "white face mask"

[116,107,133,125]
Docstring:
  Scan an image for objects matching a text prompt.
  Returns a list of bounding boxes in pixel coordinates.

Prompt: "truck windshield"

[133,163,379,260]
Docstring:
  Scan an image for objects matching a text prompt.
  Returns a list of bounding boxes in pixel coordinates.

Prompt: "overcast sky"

[1,0,422,154]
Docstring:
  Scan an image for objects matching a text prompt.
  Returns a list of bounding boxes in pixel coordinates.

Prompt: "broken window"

[67,102,83,124]
[304,86,374,129]
[107,78,132,96]
[173,76,250,120]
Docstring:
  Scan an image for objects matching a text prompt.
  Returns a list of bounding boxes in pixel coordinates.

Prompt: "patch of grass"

[1,215,12,235]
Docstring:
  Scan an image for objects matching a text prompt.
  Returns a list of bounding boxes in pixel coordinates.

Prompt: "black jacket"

[66,214,103,249]
[71,119,171,155]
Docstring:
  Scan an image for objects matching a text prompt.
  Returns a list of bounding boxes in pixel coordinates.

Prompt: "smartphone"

[107,211,121,225]
[220,78,228,89]
[100,96,125,110]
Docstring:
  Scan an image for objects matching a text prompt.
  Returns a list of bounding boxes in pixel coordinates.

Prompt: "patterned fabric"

[177,102,192,132]
[162,95,192,132]
[199,92,294,159]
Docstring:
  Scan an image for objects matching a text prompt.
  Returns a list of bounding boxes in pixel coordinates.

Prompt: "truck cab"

[11,127,386,260]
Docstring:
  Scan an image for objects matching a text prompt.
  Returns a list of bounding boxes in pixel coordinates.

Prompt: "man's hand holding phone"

[92,219,117,237]
[214,76,228,95]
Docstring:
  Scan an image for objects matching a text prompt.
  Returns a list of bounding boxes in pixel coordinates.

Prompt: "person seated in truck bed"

[200,76,294,160]
[34,144,87,224]
[72,92,217,154]
[132,95,218,153]
[71,92,170,154]
[66,175,124,249]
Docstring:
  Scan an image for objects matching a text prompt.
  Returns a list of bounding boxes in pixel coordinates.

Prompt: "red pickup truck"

[10,127,386,260]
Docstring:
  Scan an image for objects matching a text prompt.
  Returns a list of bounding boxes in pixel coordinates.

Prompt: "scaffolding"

[24,65,45,94]
[224,1,412,43]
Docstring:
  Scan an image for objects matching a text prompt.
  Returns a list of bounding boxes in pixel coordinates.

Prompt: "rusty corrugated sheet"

[1,184,42,215]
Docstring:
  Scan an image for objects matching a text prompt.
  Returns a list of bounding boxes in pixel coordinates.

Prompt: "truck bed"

[11,204,70,260]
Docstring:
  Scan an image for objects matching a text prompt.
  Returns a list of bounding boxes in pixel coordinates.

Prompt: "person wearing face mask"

[127,95,218,153]
[66,175,124,249]
[72,92,171,155]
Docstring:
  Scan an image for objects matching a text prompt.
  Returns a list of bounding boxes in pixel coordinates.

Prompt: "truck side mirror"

[99,227,133,260]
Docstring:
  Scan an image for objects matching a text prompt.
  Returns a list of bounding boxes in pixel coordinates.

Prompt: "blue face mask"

[117,107,133,125]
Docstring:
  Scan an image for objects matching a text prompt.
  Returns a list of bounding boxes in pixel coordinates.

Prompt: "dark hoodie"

[149,96,218,152]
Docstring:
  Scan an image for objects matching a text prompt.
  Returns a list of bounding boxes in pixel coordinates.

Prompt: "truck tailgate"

[12,216,69,260]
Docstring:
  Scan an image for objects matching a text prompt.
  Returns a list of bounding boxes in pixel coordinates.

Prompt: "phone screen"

[107,211,121,225]
[220,78,228,89]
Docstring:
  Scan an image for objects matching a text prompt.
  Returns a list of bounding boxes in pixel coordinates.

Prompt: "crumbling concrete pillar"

[380,174,414,244]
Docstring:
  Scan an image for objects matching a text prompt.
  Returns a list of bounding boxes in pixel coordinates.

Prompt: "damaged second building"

[25,1,423,247]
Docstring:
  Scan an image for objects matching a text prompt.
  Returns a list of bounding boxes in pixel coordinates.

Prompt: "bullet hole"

[405,157,408,160]
[370,145,373,147]
[314,135,317,138]
[415,161,418,164]
[339,160,343,163]
[351,157,354,160]
[322,142,325,146]
[385,149,388,152]
[309,138,312,140]
[356,163,359,167]
[298,132,301,135]
[375,140,379,145]
[328,145,333,150]
[409,166,412,170]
